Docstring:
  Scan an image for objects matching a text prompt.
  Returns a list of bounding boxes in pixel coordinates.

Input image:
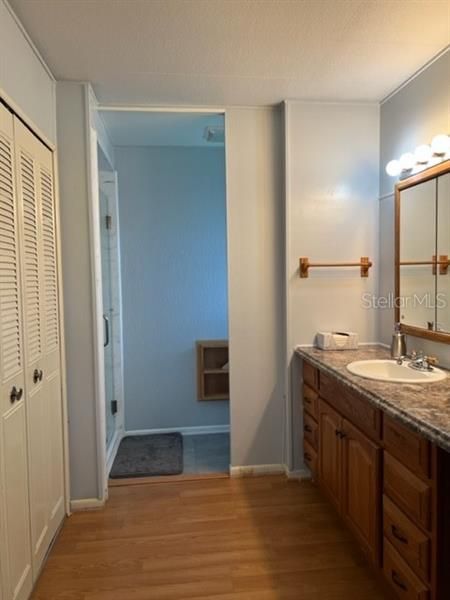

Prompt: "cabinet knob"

[10,386,23,403]
[33,369,43,384]
[304,425,313,433]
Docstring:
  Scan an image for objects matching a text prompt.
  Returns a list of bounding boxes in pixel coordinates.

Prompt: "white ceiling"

[9,0,450,106]
[100,111,224,147]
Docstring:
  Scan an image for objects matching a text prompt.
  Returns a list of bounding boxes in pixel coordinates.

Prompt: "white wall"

[115,145,229,432]
[285,101,380,470]
[380,50,450,198]
[55,100,286,499]
[0,0,56,144]
[56,82,99,501]
[379,50,450,359]
[226,107,285,468]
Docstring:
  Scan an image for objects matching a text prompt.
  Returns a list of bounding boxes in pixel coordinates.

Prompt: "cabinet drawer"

[303,439,318,479]
[383,495,430,583]
[384,453,432,531]
[320,372,381,441]
[303,412,318,449]
[303,385,319,420]
[384,415,431,479]
[383,539,429,600]
[303,361,319,391]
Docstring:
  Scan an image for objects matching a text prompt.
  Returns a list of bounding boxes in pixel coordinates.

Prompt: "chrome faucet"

[409,351,438,372]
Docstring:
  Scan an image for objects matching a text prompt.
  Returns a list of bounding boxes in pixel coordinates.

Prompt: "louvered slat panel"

[19,150,42,364]
[40,167,58,351]
[0,133,21,380]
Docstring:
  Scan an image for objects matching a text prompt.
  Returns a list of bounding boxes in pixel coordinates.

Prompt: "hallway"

[32,477,385,599]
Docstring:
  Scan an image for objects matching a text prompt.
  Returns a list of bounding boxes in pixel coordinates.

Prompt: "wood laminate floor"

[32,476,387,600]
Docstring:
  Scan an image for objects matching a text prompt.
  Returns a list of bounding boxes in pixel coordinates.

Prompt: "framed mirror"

[395,160,450,342]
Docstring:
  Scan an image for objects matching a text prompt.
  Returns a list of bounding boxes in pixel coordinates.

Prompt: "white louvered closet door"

[0,107,33,600]
[37,132,65,545]
[14,119,64,577]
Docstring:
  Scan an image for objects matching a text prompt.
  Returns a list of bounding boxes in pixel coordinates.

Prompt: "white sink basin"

[346,359,446,383]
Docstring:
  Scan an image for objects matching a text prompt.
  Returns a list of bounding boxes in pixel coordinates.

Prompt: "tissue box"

[316,331,359,351]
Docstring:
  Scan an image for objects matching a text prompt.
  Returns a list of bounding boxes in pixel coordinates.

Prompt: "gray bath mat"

[110,433,183,478]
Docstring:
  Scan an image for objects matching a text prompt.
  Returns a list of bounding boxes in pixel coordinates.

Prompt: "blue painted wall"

[116,145,229,430]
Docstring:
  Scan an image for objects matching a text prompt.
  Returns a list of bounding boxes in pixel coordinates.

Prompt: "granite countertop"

[295,345,450,453]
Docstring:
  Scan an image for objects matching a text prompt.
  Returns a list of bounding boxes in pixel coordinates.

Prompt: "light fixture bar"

[386,134,450,177]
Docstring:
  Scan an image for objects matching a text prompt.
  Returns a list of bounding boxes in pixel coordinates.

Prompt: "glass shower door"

[100,182,116,448]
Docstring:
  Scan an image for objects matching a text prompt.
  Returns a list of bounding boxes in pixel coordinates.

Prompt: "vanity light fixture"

[386,133,450,176]
[399,152,415,171]
[431,134,450,156]
[386,159,401,177]
[414,144,432,164]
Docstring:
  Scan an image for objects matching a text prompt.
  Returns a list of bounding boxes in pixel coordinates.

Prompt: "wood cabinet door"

[341,418,381,566]
[318,400,342,511]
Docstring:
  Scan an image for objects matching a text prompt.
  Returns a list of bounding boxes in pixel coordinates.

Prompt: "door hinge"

[105,215,112,230]
[111,400,118,415]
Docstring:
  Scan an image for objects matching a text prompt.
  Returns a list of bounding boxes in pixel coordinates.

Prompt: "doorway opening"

[94,110,230,485]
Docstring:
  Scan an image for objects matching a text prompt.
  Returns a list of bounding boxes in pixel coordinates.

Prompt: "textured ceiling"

[8,0,450,106]
[100,111,224,147]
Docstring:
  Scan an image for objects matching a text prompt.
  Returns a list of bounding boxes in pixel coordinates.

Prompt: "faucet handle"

[425,355,438,366]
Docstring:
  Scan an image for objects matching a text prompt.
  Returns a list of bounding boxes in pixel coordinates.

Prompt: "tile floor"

[183,432,230,474]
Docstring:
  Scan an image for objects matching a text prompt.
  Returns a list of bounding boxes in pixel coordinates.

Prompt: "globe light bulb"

[414,144,432,164]
[431,134,450,156]
[399,153,415,171]
[386,159,401,177]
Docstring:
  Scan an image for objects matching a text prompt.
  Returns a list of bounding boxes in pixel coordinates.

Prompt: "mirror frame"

[395,159,450,343]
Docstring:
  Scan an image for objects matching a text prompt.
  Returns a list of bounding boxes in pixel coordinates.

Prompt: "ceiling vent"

[203,126,224,143]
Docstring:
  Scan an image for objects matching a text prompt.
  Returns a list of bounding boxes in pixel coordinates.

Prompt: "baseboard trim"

[109,472,229,487]
[285,466,312,480]
[70,498,106,512]
[230,464,285,478]
[125,424,230,437]
[106,428,123,478]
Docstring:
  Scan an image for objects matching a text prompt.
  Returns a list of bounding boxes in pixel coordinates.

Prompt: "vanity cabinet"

[302,371,320,480]
[317,400,341,510]
[318,397,381,565]
[382,416,435,600]
[301,358,450,600]
[341,418,381,566]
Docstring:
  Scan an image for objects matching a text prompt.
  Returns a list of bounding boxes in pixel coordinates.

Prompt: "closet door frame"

[0,90,70,519]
